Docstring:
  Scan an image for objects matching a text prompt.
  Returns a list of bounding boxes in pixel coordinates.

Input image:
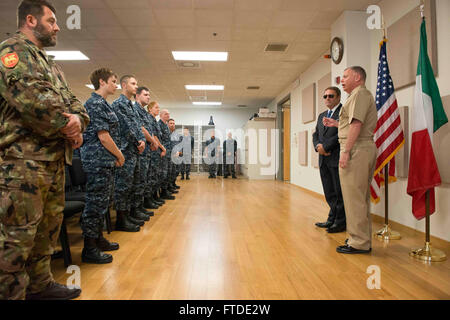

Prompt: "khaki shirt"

[338,85,377,142]
[0,32,89,164]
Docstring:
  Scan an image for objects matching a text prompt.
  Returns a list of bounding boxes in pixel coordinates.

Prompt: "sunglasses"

[323,94,335,99]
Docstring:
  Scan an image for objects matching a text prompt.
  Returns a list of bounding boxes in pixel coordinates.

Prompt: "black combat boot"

[96,229,119,251]
[186,174,190,180]
[137,204,154,217]
[130,207,147,223]
[26,282,81,300]
[153,191,165,205]
[144,197,159,209]
[173,182,181,189]
[181,173,185,180]
[115,210,140,232]
[82,237,113,264]
[160,188,175,200]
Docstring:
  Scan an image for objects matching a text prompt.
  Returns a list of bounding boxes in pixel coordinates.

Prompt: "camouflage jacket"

[134,101,152,156]
[0,31,89,164]
[158,119,171,151]
[80,92,120,169]
[111,94,144,154]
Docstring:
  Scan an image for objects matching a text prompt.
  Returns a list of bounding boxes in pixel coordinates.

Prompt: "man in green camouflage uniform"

[0,0,89,300]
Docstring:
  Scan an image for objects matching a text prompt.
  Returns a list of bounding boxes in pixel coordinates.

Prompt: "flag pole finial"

[420,0,425,18]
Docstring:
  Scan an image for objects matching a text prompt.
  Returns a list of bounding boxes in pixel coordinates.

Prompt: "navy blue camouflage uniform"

[111,94,145,212]
[158,119,171,190]
[181,135,194,176]
[205,137,220,176]
[80,92,120,239]
[134,101,152,202]
[170,130,183,184]
[148,114,162,195]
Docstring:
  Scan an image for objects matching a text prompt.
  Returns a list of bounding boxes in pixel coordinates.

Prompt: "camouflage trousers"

[148,152,160,196]
[181,163,191,174]
[81,166,114,239]
[0,158,65,300]
[159,154,169,190]
[114,150,139,212]
[138,154,150,202]
[209,163,217,176]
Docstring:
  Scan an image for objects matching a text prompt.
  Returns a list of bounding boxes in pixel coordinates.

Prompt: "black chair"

[68,158,113,234]
[60,200,85,267]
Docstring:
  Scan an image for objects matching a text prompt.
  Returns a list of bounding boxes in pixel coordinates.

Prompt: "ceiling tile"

[150,0,192,9]
[194,0,234,10]
[111,9,157,26]
[105,0,150,8]
[195,10,233,27]
[234,11,273,28]
[153,9,195,26]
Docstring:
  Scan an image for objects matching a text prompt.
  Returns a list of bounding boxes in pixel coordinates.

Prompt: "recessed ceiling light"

[86,84,122,90]
[185,85,224,90]
[172,51,228,61]
[192,101,222,106]
[46,51,89,60]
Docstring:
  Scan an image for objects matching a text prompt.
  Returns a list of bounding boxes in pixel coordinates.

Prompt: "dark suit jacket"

[312,104,342,168]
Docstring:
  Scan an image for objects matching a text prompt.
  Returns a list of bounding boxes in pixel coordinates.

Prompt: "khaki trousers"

[339,140,377,250]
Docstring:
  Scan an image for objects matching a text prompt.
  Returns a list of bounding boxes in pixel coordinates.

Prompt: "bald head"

[160,109,170,122]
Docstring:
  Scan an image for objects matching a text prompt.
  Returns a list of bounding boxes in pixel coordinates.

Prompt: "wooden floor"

[52,175,450,300]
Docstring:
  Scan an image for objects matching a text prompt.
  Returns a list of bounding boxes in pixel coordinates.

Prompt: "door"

[283,106,291,181]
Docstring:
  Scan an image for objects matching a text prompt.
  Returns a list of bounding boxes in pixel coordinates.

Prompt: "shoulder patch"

[1,52,19,68]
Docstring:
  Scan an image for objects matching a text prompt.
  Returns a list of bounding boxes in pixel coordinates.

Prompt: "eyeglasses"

[323,94,335,99]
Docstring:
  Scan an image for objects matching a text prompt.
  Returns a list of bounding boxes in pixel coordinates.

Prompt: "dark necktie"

[327,109,332,118]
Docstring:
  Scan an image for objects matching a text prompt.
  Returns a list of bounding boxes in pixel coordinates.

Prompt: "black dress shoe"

[232,175,237,179]
[327,224,346,233]
[336,244,371,254]
[315,221,333,228]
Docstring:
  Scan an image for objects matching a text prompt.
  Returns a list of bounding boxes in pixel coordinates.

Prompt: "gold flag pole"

[375,163,401,240]
[409,1,446,262]
[409,191,446,261]
[374,14,401,240]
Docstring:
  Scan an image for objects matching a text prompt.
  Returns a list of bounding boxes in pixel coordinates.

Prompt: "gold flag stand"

[409,190,447,262]
[375,164,401,240]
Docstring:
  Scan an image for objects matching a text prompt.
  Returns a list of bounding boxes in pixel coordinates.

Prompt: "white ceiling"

[0,0,379,108]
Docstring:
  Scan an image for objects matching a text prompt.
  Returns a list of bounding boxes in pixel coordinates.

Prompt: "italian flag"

[407,19,448,220]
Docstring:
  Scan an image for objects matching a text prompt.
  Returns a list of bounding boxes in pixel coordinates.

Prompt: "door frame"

[276,94,291,181]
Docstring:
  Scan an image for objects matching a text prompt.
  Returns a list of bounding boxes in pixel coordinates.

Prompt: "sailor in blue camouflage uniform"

[147,101,166,206]
[205,130,220,178]
[168,119,182,192]
[112,75,147,231]
[133,87,158,213]
[158,109,176,200]
[80,68,123,264]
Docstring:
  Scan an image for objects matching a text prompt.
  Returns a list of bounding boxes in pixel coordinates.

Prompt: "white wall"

[265,0,450,241]
[168,107,259,144]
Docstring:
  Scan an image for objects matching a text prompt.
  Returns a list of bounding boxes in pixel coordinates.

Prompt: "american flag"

[370,39,405,203]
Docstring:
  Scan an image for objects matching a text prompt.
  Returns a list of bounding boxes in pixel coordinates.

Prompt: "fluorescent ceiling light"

[185,85,224,90]
[46,51,89,60]
[172,51,228,61]
[193,101,222,106]
[86,84,122,89]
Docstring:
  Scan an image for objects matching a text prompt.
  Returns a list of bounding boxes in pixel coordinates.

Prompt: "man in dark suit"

[312,86,346,233]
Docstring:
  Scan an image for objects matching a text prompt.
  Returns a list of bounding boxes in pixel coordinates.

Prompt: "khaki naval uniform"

[338,85,377,250]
